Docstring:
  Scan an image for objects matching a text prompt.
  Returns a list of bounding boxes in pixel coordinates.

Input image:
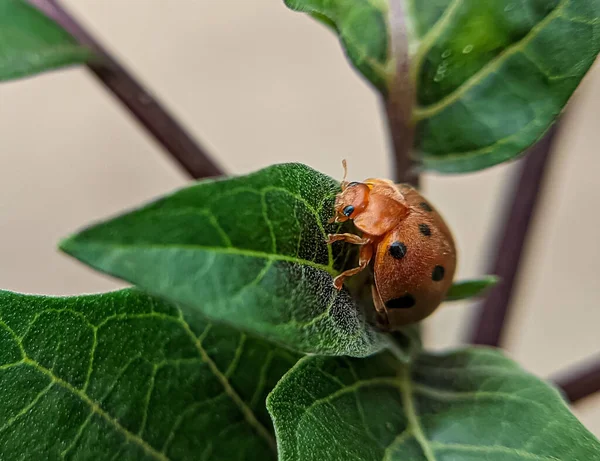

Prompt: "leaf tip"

[57,233,94,263]
[57,235,78,255]
[445,275,500,302]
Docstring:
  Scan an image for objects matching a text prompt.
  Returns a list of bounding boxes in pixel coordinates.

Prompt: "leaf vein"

[414,0,568,120]
[382,429,413,461]
[21,358,169,461]
[261,192,277,253]
[61,410,95,459]
[179,321,277,453]
[160,393,227,455]
[206,211,233,248]
[346,360,387,449]
[400,367,437,461]
[225,333,247,378]
[422,116,541,160]
[0,380,54,434]
[76,241,337,277]
[430,441,561,461]
[250,350,275,409]
[412,383,550,410]
[138,364,159,438]
[82,327,98,392]
[0,319,25,360]
[410,0,463,86]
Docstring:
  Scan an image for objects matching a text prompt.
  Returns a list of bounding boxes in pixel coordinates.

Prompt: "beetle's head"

[330,160,371,223]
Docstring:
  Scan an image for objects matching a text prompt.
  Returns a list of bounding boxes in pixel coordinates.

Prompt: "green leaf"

[267,347,600,461]
[0,0,91,81]
[60,163,387,358]
[0,288,298,460]
[284,0,392,94]
[445,276,499,301]
[413,0,600,172]
[285,0,600,173]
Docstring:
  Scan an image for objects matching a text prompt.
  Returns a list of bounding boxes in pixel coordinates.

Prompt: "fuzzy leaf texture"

[60,163,492,356]
[0,288,299,460]
[0,0,91,81]
[60,164,388,357]
[284,0,600,172]
[268,348,600,461]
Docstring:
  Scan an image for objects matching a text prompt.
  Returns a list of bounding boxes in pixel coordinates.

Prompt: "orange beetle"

[327,160,457,329]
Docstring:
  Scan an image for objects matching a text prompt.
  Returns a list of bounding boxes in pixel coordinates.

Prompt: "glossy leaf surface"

[285,0,600,172]
[413,0,600,172]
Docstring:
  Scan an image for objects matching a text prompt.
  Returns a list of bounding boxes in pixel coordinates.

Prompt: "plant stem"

[554,355,600,403]
[385,0,419,187]
[28,0,224,179]
[385,102,419,186]
[469,122,561,346]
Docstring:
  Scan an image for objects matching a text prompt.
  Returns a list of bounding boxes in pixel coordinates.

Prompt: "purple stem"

[28,0,223,179]
[385,0,419,187]
[554,355,600,403]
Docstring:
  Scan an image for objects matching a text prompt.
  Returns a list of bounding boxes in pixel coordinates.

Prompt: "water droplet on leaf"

[462,45,473,54]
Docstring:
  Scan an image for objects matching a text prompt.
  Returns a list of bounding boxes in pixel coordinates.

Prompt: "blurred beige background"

[1,0,599,433]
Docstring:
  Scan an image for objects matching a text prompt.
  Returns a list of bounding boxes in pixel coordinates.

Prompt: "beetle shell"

[328,168,457,329]
[372,186,456,327]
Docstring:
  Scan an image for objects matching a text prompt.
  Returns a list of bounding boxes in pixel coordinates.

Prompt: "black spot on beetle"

[385,294,416,309]
[389,241,407,260]
[419,223,431,237]
[419,201,433,212]
[432,265,445,282]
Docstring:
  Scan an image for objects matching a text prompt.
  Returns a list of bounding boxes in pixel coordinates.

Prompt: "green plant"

[2,0,600,459]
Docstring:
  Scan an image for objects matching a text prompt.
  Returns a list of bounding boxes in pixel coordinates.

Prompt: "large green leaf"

[412,0,600,172]
[285,0,600,172]
[268,347,600,461]
[60,163,387,357]
[0,0,91,81]
[0,288,298,460]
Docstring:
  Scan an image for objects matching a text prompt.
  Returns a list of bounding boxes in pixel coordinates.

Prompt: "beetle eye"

[343,205,355,217]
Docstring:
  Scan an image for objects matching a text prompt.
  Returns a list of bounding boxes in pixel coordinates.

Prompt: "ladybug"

[327,160,457,329]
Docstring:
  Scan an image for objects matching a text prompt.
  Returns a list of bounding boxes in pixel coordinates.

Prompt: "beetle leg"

[371,284,386,314]
[326,233,370,245]
[371,284,390,330]
[372,273,393,330]
[332,243,373,290]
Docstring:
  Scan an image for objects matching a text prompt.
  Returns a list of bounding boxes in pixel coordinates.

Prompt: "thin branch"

[554,355,600,403]
[28,0,224,179]
[469,122,561,346]
[385,0,419,187]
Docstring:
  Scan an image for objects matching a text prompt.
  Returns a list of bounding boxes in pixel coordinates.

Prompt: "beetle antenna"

[341,159,349,190]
